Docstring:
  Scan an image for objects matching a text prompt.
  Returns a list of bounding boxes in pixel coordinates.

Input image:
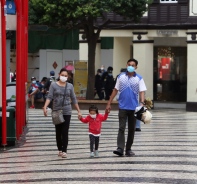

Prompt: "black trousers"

[55,115,71,153]
[117,109,136,151]
[89,134,100,152]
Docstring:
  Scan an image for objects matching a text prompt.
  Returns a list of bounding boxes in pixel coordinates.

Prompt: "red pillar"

[1,0,7,146]
[15,0,23,139]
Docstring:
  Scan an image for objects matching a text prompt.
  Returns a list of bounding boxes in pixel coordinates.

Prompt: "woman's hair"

[59,68,68,74]
[89,105,98,114]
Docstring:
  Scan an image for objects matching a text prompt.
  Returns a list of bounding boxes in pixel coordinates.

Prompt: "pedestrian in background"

[106,58,147,157]
[78,105,109,158]
[94,69,104,100]
[101,66,115,100]
[43,68,81,158]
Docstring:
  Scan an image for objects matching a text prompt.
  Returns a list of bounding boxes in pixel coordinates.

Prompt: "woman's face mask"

[60,76,68,82]
[32,80,36,84]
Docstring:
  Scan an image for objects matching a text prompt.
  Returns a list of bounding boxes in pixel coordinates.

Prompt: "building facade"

[79,0,197,111]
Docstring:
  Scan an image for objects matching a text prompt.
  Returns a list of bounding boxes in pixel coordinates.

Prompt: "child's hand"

[78,114,82,119]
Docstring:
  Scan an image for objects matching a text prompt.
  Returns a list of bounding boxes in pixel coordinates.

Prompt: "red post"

[15,0,23,139]
[1,0,7,146]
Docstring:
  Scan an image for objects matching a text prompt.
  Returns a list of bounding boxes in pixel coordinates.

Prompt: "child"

[78,105,109,157]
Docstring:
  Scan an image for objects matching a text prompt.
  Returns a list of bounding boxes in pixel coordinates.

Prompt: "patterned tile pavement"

[0,108,197,184]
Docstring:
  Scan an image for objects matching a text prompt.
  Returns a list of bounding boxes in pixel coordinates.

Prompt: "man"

[106,58,147,156]
[44,71,56,108]
[94,69,104,100]
[101,66,115,100]
[28,77,42,109]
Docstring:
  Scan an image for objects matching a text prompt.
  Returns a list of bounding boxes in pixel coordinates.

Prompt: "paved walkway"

[0,109,197,183]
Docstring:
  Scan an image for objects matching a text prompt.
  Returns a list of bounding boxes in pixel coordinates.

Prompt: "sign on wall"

[74,61,88,99]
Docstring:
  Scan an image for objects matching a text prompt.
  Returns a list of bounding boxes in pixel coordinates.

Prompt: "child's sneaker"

[62,152,67,158]
[94,150,99,157]
[58,151,63,157]
[29,105,35,109]
[90,152,94,158]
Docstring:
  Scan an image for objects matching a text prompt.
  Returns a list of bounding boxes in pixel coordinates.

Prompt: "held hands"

[106,104,111,113]
[78,112,82,120]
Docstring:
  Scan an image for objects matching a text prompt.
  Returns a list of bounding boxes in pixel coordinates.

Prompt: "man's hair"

[89,104,98,114]
[127,58,138,66]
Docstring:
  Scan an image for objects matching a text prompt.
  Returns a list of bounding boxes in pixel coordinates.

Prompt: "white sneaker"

[62,152,67,158]
[94,150,99,157]
[90,152,94,157]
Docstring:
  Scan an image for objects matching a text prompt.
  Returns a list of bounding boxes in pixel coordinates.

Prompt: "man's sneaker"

[62,152,67,158]
[58,151,63,157]
[29,105,35,109]
[94,150,99,157]
[90,152,94,158]
[125,150,135,157]
[113,148,123,156]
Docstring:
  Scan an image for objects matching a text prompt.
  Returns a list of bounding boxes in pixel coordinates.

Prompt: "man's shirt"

[115,72,147,110]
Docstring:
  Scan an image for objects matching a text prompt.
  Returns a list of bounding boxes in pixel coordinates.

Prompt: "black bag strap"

[61,83,67,109]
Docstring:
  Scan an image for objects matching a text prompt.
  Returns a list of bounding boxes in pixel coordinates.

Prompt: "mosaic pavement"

[0,108,197,184]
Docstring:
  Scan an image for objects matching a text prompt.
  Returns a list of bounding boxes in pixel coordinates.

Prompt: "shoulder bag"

[51,84,67,125]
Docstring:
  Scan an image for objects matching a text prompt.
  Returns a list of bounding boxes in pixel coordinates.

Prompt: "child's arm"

[102,109,109,121]
[78,115,89,123]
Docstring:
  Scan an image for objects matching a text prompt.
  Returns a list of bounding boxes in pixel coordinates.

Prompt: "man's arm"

[106,88,118,111]
[139,91,145,105]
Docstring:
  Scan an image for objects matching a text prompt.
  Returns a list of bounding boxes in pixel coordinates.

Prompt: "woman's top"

[47,82,78,115]
[79,113,108,136]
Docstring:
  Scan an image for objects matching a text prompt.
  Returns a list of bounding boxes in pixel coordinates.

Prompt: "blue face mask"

[108,73,112,76]
[127,66,135,73]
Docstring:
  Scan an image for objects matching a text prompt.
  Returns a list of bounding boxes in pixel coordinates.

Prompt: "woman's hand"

[78,112,82,119]
[43,107,47,116]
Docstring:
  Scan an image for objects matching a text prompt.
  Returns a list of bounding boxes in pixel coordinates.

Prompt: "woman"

[43,68,81,158]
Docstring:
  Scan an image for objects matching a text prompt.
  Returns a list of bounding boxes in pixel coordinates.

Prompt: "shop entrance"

[153,47,187,102]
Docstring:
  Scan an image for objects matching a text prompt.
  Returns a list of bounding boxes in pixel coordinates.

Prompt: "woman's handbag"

[51,84,67,125]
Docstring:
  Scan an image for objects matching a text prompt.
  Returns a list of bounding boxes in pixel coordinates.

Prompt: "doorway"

[153,47,187,102]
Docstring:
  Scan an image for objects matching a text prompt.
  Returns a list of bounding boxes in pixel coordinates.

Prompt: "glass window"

[153,47,187,102]
[160,0,178,3]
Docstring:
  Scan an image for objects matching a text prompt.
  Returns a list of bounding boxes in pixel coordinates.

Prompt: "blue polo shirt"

[115,72,147,110]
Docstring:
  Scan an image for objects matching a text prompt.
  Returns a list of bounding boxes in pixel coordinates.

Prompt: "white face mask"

[90,114,96,119]
[32,81,36,84]
[60,76,67,82]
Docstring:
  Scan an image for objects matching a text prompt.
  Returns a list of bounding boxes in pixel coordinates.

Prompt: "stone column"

[113,37,131,76]
[133,32,154,99]
[186,31,197,111]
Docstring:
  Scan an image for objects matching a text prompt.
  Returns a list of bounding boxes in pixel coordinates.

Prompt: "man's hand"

[106,103,111,113]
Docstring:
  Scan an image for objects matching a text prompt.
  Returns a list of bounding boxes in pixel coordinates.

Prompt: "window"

[160,0,177,3]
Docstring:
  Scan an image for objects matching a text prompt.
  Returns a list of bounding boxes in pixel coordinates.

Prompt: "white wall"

[100,49,113,72]
[39,49,79,81]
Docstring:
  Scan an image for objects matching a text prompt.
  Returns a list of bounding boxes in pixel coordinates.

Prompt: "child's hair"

[89,105,98,114]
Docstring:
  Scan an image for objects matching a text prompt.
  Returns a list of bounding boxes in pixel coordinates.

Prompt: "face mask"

[90,114,96,119]
[127,66,135,73]
[108,73,112,76]
[60,76,67,82]
[32,81,36,84]
[98,73,102,76]
[101,67,104,70]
